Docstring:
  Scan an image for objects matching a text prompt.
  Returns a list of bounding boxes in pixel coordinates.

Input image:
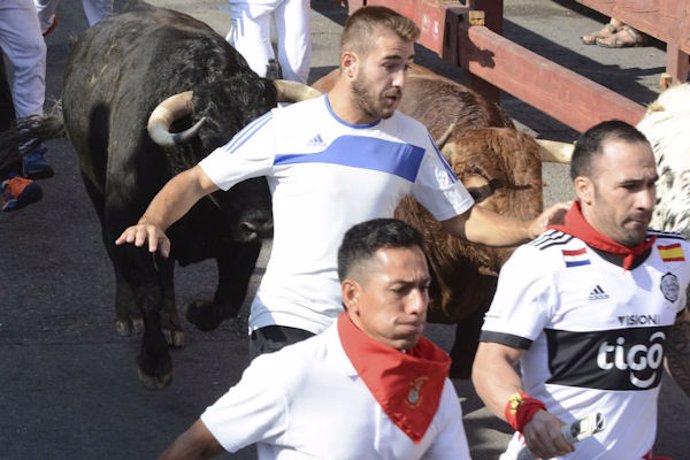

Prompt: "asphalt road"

[1,1,688,459]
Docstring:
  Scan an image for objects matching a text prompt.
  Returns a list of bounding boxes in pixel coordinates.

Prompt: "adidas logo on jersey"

[307,134,325,146]
[588,285,609,301]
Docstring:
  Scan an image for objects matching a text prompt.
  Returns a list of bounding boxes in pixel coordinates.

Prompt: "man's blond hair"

[340,6,420,57]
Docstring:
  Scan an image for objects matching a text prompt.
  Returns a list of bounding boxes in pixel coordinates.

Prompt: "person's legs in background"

[227,1,276,77]
[0,47,42,212]
[274,0,311,83]
[32,0,59,35]
[0,0,52,181]
[581,17,646,48]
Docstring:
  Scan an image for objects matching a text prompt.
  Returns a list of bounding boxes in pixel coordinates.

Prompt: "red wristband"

[504,391,547,432]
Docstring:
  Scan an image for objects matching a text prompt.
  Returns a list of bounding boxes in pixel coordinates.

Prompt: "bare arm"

[441,201,569,247]
[115,165,219,257]
[158,419,225,460]
[666,307,690,398]
[472,342,528,417]
[472,341,573,458]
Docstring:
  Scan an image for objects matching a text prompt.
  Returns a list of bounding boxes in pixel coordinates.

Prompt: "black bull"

[6,1,280,389]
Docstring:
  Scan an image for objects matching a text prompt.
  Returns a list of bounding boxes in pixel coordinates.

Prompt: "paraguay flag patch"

[562,248,590,267]
[658,243,685,262]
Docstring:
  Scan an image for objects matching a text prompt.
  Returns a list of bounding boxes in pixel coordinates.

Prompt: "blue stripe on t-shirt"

[428,133,458,184]
[222,111,273,153]
[274,135,425,182]
[324,96,381,129]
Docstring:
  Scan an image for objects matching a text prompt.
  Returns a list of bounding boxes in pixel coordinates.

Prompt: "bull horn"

[435,122,456,149]
[147,91,206,147]
[274,80,322,102]
[537,139,574,164]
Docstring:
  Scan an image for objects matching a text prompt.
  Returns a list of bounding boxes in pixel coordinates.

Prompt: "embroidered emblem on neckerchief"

[337,313,450,443]
[406,376,427,408]
[549,201,656,270]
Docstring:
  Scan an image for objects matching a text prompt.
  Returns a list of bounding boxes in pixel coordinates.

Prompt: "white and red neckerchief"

[549,201,655,270]
[337,313,450,443]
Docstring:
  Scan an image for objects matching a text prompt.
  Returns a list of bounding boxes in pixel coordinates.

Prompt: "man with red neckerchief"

[159,218,471,459]
[472,120,690,460]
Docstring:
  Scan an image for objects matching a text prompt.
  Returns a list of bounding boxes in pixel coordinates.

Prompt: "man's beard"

[620,223,650,247]
[352,75,396,121]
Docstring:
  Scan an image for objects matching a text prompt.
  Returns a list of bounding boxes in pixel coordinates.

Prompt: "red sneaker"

[0,176,43,212]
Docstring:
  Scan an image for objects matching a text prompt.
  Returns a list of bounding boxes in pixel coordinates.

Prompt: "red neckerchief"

[549,201,656,270]
[337,313,450,443]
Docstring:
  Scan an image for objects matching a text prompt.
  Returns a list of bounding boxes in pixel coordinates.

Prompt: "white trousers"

[33,0,113,32]
[227,0,311,83]
[0,0,46,118]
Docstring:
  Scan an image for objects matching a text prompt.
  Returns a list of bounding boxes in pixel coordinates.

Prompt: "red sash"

[337,313,450,443]
[549,201,655,270]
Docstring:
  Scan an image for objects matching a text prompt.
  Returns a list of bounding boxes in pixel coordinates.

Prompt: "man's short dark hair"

[337,218,425,281]
[570,120,650,180]
[340,6,420,57]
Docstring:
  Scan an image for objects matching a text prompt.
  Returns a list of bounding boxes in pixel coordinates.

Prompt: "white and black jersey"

[482,229,690,459]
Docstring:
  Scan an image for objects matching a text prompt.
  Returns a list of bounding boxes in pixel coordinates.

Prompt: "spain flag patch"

[658,243,685,262]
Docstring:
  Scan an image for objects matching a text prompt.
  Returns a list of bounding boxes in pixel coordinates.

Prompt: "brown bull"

[314,68,545,378]
[396,128,544,378]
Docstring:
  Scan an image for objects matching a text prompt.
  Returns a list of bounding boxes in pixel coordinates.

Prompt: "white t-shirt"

[200,95,474,334]
[201,323,472,459]
[481,229,690,459]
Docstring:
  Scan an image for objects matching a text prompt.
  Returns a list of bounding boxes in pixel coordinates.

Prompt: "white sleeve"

[424,380,472,459]
[200,354,289,453]
[198,110,276,191]
[412,132,474,221]
[481,244,555,347]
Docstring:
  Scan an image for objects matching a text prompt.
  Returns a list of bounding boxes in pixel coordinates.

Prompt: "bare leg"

[581,17,623,45]
[595,24,647,48]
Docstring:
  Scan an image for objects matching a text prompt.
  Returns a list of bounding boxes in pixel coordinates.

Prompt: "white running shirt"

[200,95,474,334]
[201,323,472,459]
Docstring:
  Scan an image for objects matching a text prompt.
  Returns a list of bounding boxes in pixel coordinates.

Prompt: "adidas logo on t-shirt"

[307,134,325,146]
[588,285,610,301]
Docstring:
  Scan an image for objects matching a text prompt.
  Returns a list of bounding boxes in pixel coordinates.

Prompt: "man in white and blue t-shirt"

[473,120,690,460]
[117,6,565,357]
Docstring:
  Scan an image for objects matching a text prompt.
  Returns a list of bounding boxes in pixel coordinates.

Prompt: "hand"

[522,410,574,459]
[115,220,171,258]
[528,201,571,239]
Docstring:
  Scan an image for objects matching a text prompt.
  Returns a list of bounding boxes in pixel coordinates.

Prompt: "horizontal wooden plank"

[458,24,646,132]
